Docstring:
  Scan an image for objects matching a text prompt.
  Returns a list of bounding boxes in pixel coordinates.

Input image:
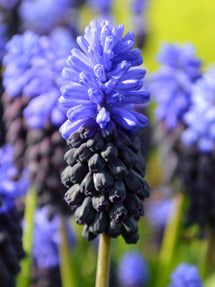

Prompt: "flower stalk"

[155,192,185,287]
[95,233,112,287]
[59,215,75,287]
[200,229,215,279]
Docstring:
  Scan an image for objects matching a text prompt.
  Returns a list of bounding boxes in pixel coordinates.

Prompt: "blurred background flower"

[0,144,27,286]
[117,250,149,287]
[168,263,202,287]
[151,43,202,131]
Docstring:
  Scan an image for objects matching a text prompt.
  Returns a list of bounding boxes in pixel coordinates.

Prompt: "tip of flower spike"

[58,20,150,140]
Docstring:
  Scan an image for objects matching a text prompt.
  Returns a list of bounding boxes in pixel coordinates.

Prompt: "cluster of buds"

[62,123,149,243]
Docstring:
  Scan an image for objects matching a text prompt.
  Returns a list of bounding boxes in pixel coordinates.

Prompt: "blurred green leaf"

[16,185,37,287]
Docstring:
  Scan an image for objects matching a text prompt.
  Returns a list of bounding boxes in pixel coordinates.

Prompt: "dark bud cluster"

[25,123,71,214]
[2,93,29,175]
[61,125,150,244]
[30,266,62,287]
[0,205,25,287]
[153,121,183,182]
[176,146,215,236]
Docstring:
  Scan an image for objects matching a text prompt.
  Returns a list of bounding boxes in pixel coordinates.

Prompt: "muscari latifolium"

[59,20,150,244]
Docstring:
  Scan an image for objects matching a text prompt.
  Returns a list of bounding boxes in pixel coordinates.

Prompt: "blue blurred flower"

[132,0,148,15]
[0,13,7,63]
[0,0,19,10]
[3,28,74,128]
[168,263,202,287]
[0,144,28,214]
[182,68,215,153]
[59,20,149,139]
[151,43,202,131]
[32,206,75,269]
[87,0,113,14]
[23,27,75,129]
[117,251,149,287]
[146,186,175,230]
[0,145,27,285]
[3,31,41,97]
[18,0,71,35]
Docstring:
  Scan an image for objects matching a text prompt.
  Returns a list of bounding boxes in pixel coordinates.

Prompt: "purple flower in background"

[146,186,175,230]
[132,0,148,15]
[0,144,28,214]
[117,251,149,287]
[168,263,202,287]
[3,31,41,97]
[18,0,71,35]
[182,68,215,153]
[151,43,202,131]
[32,206,75,269]
[3,28,74,128]
[87,0,113,14]
[59,20,149,139]
[0,144,27,286]
[0,13,7,63]
[0,0,20,10]
[23,27,75,129]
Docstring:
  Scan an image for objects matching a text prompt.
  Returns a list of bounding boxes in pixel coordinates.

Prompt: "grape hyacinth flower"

[168,263,202,287]
[59,20,150,243]
[87,0,113,15]
[151,43,202,131]
[3,31,41,98]
[32,206,75,269]
[146,186,175,231]
[31,206,75,287]
[150,43,202,183]
[182,68,215,153]
[3,29,75,213]
[0,144,28,200]
[176,68,215,233]
[18,0,71,35]
[117,251,149,287]
[0,12,8,146]
[23,28,75,212]
[0,0,20,10]
[132,0,148,15]
[0,144,27,286]
[0,13,7,64]
[2,31,41,173]
[131,0,149,49]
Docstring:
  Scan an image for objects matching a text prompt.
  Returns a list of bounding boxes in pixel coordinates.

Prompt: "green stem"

[200,229,215,279]
[155,192,185,287]
[16,185,37,287]
[95,233,112,287]
[59,215,74,287]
